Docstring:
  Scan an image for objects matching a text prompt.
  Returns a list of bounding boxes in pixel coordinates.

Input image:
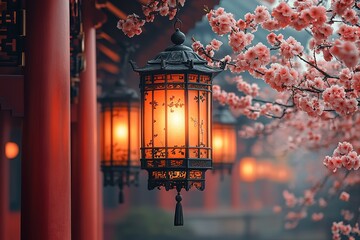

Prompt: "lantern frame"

[212,105,237,176]
[98,80,140,203]
[131,28,222,225]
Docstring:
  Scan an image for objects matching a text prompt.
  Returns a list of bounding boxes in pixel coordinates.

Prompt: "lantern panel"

[140,72,213,191]
[153,90,166,155]
[167,89,185,157]
[100,101,140,167]
[188,90,199,158]
[129,105,140,165]
[213,124,236,164]
[112,105,129,164]
[101,107,112,163]
[199,88,210,159]
[143,90,153,159]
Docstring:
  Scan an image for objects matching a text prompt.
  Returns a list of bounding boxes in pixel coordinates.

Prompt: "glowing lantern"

[212,106,237,175]
[99,80,140,203]
[239,157,257,182]
[5,142,19,159]
[131,28,222,225]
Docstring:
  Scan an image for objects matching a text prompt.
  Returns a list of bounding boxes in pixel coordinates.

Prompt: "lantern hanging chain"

[173,18,183,31]
[173,0,182,31]
[116,43,137,87]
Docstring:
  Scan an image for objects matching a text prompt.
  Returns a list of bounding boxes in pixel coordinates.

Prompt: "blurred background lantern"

[239,157,257,182]
[131,27,222,225]
[212,106,237,177]
[98,79,140,204]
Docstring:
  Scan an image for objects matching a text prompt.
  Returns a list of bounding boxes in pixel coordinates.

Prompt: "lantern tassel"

[174,191,183,226]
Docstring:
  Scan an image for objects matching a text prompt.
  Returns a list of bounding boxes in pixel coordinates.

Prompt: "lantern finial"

[171,28,185,45]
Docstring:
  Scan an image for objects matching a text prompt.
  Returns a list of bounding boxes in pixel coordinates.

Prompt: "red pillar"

[0,111,11,240]
[246,182,256,210]
[204,173,219,211]
[22,0,71,239]
[231,162,241,209]
[71,0,100,239]
[158,189,174,211]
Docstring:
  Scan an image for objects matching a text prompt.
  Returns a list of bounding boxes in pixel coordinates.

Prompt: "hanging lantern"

[212,106,237,176]
[131,28,222,225]
[98,80,140,204]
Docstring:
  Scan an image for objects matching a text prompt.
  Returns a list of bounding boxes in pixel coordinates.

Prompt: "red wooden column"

[231,161,241,209]
[0,111,11,240]
[204,172,219,211]
[158,189,174,210]
[71,0,100,239]
[22,0,71,239]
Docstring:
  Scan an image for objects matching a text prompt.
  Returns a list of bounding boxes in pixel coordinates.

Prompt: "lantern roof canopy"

[98,79,139,103]
[130,29,222,74]
[213,106,237,124]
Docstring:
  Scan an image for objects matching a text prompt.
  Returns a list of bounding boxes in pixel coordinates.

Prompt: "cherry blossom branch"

[252,98,294,108]
[297,55,338,79]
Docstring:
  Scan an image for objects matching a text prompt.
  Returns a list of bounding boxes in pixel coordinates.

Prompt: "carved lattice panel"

[0,0,24,67]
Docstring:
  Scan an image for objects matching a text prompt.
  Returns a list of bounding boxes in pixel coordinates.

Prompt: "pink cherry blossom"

[254,5,271,24]
[207,8,236,36]
[338,24,360,42]
[283,190,297,208]
[279,37,304,59]
[332,0,355,16]
[228,31,254,52]
[312,212,324,221]
[330,40,359,69]
[117,14,145,38]
[273,205,282,213]
[318,198,327,207]
[339,191,350,201]
[210,39,223,51]
[341,210,354,221]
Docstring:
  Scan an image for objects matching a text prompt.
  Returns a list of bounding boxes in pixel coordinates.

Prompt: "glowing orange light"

[5,142,19,159]
[213,135,223,149]
[114,124,128,140]
[212,124,236,164]
[101,104,139,166]
[256,160,273,179]
[271,164,291,183]
[239,157,257,182]
[140,73,213,191]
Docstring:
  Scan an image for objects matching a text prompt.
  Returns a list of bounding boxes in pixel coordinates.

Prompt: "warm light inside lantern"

[5,142,19,159]
[115,124,128,140]
[141,73,212,188]
[239,157,257,182]
[213,136,223,149]
[101,104,139,166]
